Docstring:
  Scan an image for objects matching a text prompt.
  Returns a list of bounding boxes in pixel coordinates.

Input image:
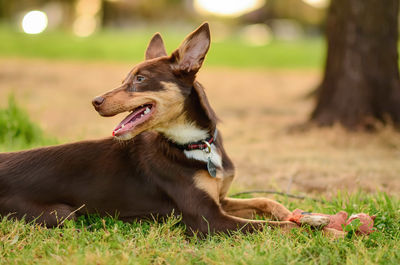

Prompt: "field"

[0,28,399,264]
[0,25,324,68]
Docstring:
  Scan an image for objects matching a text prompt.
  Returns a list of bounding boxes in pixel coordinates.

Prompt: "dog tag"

[207,157,217,178]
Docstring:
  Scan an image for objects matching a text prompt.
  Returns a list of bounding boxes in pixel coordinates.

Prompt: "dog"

[0,23,298,234]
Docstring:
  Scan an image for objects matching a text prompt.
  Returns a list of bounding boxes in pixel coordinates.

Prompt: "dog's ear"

[145,33,167,60]
[171,22,210,74]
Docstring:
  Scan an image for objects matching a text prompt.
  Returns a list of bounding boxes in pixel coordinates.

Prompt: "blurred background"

[0,0,399,197]
[0,0,328,66]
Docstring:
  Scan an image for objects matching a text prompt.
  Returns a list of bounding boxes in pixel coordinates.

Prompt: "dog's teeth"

[144,107,150,114]
[141,114,144,117]
[121,124,125,128]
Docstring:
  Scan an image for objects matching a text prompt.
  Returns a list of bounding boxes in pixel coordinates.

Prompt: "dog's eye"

[135,75,145,83]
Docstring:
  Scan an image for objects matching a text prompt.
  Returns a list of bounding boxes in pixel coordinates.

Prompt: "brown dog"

[0,23,297,234]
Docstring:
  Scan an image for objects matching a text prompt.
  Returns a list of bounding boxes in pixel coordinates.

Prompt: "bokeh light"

[302,0,330,8]
[240,24,272,46]
[22,10,48,34]
[73,0,101,37]
[194,0,265,17]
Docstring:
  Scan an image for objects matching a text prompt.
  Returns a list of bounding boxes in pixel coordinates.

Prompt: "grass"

[0,192,399,265]
[0,25,324,69]
[0,95,56,151]
[0,99,399,264]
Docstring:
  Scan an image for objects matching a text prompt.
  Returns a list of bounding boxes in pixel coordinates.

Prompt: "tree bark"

[311,0,400,129]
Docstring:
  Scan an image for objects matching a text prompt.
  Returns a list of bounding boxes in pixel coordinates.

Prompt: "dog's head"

[92,23,211,140]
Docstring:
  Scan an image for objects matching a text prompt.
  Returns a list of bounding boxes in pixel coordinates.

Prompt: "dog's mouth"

[112,103,155,137]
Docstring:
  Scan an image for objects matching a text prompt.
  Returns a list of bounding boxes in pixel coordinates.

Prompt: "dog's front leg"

[154,170,296,234]
[220,197,292,221]
[172,189,296,235]
[181,201,297,235]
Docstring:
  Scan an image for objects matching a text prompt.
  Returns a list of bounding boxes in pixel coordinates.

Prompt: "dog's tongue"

[112,112,137,136]
[112,105,151,136]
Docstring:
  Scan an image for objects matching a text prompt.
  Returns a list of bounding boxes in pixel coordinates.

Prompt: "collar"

[170,127,218,151]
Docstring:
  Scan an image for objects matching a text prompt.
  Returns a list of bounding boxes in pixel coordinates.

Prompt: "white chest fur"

[157,123,222,168]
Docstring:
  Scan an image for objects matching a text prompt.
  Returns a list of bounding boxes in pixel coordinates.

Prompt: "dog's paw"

[275,221,300,233]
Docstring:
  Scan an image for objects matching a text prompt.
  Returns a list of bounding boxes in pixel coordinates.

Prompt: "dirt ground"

[1,58,399,197]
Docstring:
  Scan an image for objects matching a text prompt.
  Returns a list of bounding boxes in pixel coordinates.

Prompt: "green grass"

[0,192,399,265]
[0,99,399,264]
[0,25,325,68]
[0,95,56,151]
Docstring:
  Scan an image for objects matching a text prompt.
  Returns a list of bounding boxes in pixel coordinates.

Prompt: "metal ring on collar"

[202,140,212,153]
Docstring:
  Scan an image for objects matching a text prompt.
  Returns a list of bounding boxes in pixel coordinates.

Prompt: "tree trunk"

[311,0,400,129]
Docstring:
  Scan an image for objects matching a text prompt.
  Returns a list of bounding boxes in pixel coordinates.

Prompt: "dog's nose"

[92,96,105,108]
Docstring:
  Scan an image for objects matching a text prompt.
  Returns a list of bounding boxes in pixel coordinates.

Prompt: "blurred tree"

[311,0,400,129]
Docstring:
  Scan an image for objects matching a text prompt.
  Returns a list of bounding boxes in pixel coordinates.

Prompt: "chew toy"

[288,209,376,235]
